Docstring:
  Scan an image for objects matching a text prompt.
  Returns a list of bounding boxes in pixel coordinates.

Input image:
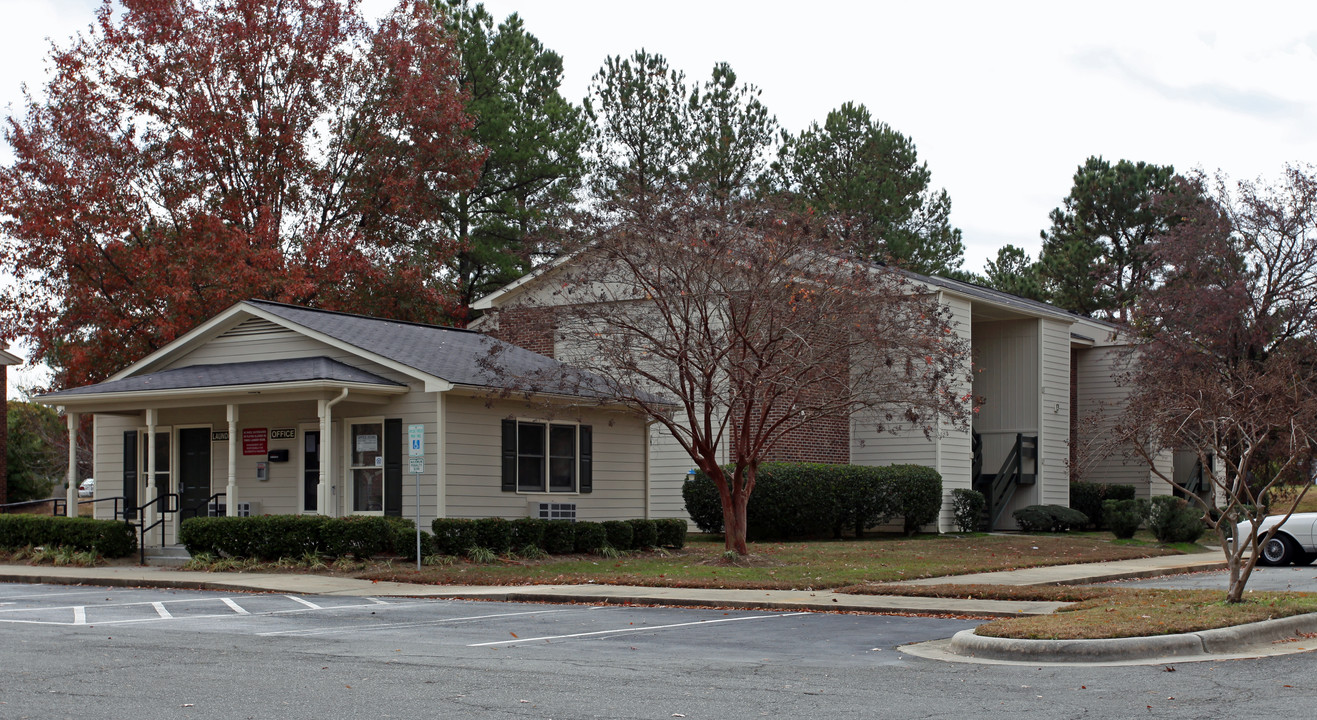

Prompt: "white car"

[77,478,95,498]
[1235,512,1317,566]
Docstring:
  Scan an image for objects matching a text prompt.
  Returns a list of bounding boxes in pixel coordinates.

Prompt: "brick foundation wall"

[485,307,557,358]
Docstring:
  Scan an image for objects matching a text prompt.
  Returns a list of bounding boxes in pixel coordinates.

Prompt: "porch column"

[144,408,158,542]
[64,412,79,517]
[226,404,238,517]
[319,389,348,518]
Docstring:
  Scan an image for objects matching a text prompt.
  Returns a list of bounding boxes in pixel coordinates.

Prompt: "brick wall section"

[761,415,850,464]
[734,356,852,466]
[0,365,7,505]
[485,307,557,359]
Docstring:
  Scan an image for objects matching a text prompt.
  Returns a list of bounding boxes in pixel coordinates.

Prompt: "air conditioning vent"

[533,502,576,521]
[207,501,257,517]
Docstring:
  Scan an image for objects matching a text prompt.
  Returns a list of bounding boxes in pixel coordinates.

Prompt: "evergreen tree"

[984,244,1047,301]
[1038,156,1180,321]
[440,1,589,312]
[773,102,964,276]
[585,49,690,204]
[687,62,778,205]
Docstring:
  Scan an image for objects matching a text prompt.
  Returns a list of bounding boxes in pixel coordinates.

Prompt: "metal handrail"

[0,498,63,515]
[982,433,1038,530]
[131,492,180,565]
[179,492,226,522]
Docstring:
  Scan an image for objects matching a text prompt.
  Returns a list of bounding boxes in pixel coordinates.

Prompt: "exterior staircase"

[143,544,192,568]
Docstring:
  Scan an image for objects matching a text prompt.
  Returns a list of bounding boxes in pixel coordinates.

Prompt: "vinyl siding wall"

[1039,319,1072,506]
[442,395,647,521]
[971,318,1041,522]
[1072,346,1164,497]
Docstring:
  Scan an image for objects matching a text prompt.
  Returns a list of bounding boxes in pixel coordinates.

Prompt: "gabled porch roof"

[39,356,406,410]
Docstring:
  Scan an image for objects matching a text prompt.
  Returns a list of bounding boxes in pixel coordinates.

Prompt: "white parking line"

[285,596,322,610]
[0,596,405,626]
[152,602,173,619]
[468,611,814,647]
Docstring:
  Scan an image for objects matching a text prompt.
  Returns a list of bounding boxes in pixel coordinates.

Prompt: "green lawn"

[357,532,1192,590]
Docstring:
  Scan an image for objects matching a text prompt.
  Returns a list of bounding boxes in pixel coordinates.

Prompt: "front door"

[178,428,212,517]
[303,430,320,513]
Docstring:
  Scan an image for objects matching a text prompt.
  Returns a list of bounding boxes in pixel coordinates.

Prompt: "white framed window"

[346,417,385,514]
[502,420,592,494]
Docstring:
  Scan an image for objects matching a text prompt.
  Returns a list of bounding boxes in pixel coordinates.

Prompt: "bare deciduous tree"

[1115,167,1317,603]
[486,193,972,554]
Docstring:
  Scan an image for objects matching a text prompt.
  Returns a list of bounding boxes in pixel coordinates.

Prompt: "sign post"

[408,424,425,570]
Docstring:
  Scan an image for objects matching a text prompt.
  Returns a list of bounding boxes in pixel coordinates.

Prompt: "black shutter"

[501,419,517,492]
[122,431,138,520]
[578,425,592,494]
[384,419,402,517]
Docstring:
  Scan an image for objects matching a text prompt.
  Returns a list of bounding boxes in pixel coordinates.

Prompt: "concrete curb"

[946,612,1317,663]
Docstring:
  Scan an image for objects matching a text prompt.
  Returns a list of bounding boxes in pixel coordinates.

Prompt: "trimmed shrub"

[510,518,547,551]
[431,518,480,556]
[1013,504,1089,533]
[542,520,576,554]
[601,520,634,550]
[654,518,687,549]
[682,472,725,533]
[178,515,391,560]
[950,489,985,533]
[889,466,943,535]
[681,462,942,540]
[1070,482,1137,529]
[1103,498,1148,540]
[1147,496,1205,544]
[472,518,513,554]
[395,528,436,561]
[627,519,658,549]
[0,515,137,558]
[573,521,607,553]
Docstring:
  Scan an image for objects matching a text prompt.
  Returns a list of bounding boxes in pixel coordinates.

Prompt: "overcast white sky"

[3,0,1317,395]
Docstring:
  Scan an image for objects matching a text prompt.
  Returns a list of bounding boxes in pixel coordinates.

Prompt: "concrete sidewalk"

[0,551,1225,618]
[890,551,1227,587]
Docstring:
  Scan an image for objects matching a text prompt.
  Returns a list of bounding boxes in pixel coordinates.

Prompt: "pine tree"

[440,1,589,313]
[773,102,964,276]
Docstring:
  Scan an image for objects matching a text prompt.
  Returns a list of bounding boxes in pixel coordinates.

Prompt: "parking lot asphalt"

[0,582,978,668]
[4,581,1316,720]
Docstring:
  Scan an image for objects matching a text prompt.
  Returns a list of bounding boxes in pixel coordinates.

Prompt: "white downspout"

[64,412,79,517]
[226,404,238,516]
[319,389,349,517]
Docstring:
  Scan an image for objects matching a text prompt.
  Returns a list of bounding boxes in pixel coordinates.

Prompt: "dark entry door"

[178,428,212,516]
[303,430,320,513]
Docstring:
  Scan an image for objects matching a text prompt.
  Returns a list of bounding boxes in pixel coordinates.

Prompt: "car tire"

[1260,534,1298,566]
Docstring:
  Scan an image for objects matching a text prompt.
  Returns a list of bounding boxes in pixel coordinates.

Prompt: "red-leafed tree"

[0,0,480,390]
[1116,167,1317,603]
[486,191,972,555]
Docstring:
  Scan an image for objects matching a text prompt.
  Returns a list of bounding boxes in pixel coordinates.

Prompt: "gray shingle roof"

[248,301,624,399]
[41,356,402,398]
